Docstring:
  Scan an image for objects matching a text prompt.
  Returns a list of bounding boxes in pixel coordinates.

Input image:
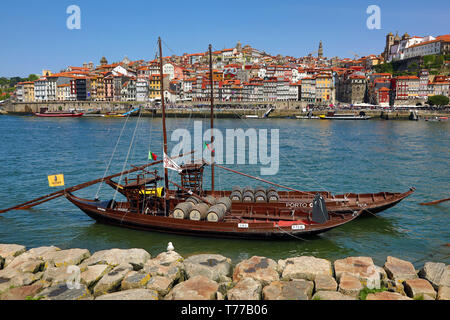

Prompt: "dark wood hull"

[35,112,84,117]
[65,193,362,240]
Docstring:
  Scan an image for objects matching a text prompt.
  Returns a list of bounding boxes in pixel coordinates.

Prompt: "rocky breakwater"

[0,243,449,300]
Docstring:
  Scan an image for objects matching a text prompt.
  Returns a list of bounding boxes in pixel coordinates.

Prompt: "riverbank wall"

[0,243,448,300]
[2,101,450,120]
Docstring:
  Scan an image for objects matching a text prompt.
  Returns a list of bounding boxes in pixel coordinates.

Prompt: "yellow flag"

[48,174,65,187]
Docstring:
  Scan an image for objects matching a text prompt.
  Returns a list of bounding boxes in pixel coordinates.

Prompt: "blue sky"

[1,0,449,77]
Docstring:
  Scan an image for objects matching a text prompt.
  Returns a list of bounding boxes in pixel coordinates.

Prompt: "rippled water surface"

[0,115,448,267]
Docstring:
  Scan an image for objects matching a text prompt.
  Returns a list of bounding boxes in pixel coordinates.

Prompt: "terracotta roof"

[395,76,419,80]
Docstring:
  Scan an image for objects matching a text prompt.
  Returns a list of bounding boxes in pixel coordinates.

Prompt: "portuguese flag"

[148,150,158,161]
[203,142,214,151]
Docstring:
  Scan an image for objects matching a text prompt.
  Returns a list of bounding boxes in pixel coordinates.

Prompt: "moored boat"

[319,111,371,120]
[35,111,84,117]
[65,191,363,239]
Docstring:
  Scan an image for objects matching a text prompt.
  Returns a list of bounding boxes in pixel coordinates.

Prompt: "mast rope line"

[95,113,131,199]
[112,107,143,204]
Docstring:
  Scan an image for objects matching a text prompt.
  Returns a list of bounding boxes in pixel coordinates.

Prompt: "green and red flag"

[148,150,158,161]
[203,142,214,151]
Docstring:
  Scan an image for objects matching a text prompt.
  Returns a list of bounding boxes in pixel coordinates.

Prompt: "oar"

[419,197,450,206]
[0,150,194,214]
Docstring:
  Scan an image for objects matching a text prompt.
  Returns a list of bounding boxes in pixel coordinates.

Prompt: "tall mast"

[158,37,169,200]
[208,44,215,193]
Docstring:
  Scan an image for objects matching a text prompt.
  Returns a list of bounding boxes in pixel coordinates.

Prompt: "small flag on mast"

[163,153,182,173]
[148,150,158,161]
[48,174,65,187]
[203,142,214,151]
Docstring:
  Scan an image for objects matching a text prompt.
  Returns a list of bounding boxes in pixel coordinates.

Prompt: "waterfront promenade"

[0,243,448,300]
[2,101,450,119]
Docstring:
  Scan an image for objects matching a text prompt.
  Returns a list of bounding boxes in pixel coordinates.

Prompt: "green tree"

[27,74,39,81]
[428,95,450,106]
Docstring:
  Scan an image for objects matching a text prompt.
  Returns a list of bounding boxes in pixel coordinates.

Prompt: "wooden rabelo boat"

[0,38,414,240]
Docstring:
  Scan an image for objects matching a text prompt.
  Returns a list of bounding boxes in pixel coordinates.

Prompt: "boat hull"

[35,112,84,117]
[65,193,362,240]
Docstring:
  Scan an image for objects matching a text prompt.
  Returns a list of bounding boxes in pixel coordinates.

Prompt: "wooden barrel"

[204,195,217,205]
[267,190,279,203]
[255,186,266,194]
[254,190,267,203]
[242,190,255,203]
[230,191,242,202]
[173,202,193,219]
[186,196,202,205]
[266,187,277,194]
[189,203,210,221]
[232,186,243,196]
[243,186,254,194]
[216,197,232,211]
[206,205,226,222]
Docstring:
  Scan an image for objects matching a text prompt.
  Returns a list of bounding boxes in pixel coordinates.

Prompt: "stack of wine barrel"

[173,195,232,222]
[230,186,279,203]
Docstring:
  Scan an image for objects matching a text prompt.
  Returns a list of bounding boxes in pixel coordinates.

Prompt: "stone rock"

[338,274,363,297]
[81,248,150,270]
[5,246,60,271]
[439,266,450,288]
[279,256,333,281]
[184,254,232,282]
[383,279,405,295]
[366,291,412,300]
[312,291,356,300]
[165,275,218,300]
[96,288,158,300]
[42,266,78,285]
[0,283,44,300]
[418,262,445,289]
[375,265,388,281]
[403,278,436,299]
[6,258,44,274]
[262,280,314,300]
[146,276,174,297]
[80,264,110,289]
[27,246,61,258]
[121,271,152,290]
[0,244,26,267]
[0,267,20,291]
[227,278,262,300]
[151,251,183,266]
[93,263,133,297]
[143,254,184,284]
[38,283,91,300]
[334,256,381,288]
[384,256,417,283]
[437,286,450,300]
[233,256,279,285]
[0,267,43,291]
[314,274,337,292]
[42,248,90,268]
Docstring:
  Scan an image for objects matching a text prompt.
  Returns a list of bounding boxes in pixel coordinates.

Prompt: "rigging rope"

[95,112,131,200]
[112,108,143,203]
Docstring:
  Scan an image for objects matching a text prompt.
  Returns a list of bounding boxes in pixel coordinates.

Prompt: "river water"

[0,115,448,267]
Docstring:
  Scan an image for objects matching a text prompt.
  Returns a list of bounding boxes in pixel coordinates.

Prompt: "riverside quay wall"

[3,101,450,119]
[0,243,449,300]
